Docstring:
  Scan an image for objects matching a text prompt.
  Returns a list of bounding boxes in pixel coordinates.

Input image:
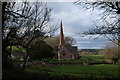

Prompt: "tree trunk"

[22,48,29,71]
[22,55,28,71]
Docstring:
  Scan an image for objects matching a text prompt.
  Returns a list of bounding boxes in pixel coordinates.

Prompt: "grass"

[7,46,26,52]
[77,54,105,63]
[3,54,120,80]
[80,54,105,59]
[79,54,120,64]
[39,55,105,63]
[26,64,119,78]
[26,54,119,79]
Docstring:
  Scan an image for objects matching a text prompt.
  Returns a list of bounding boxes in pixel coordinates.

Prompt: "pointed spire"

[60,21,64,38]
[59,21,64,47]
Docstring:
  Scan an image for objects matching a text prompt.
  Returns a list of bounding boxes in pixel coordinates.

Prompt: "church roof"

[65,46,78,54]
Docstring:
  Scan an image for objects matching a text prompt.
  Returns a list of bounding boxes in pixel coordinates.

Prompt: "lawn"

[79,54,105,63]
[26,64,119,78]
[3,54,120,80]
[26,54,119,79]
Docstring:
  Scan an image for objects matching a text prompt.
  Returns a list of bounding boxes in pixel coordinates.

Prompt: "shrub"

[29,40,54,60]
[100,46,120,64]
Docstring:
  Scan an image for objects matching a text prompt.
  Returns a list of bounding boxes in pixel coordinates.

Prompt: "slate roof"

[65,46,78,54]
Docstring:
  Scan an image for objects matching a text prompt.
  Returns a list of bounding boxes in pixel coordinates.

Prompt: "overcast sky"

[47,2,110,49]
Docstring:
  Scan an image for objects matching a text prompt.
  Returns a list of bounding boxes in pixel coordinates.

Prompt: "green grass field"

[27,55,119,78]
[79,54,105,63]
[26,54,120,79]
[3,53,120,79]
[27,64,119,78]
[80,54,120,64]
[80,54,105,59]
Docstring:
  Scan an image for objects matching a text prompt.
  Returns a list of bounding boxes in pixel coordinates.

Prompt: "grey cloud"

[47,2,109,49]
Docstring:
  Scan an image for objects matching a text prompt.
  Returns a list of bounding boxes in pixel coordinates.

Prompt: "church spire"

[59,21,64,47]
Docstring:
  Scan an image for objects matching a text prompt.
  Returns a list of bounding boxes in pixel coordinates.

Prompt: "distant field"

[80,54,105,60]
[78,49,103,52]
[78,54,105,63]
[80,54,120,64]
[27,64,119,78]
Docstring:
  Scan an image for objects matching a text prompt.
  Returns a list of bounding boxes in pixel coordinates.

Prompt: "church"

[58,21,79,60]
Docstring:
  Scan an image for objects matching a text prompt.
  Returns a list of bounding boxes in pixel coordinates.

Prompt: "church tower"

[58,21,79,60]
[58,21,64,60]
[59,21,64,48]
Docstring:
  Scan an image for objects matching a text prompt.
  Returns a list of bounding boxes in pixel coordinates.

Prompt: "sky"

[47,2,110,49]
[1,0,113,49]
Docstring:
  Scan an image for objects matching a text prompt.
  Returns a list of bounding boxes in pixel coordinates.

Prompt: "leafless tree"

[99,42,120,64]
[75,1,120,47]
[44,36,76,51]
[2,2,58,71]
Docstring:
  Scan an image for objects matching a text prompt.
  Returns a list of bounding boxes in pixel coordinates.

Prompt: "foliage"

[28,40,54,60]
[7,46,26,52]
[44,36,59,51]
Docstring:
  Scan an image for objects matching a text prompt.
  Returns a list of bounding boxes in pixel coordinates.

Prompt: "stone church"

[58,21,79,60]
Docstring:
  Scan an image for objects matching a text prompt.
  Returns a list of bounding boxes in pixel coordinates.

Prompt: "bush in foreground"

[29,40,54,60]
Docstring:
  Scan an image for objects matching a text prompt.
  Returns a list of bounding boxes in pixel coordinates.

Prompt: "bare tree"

[44,36,76,51]
[2,2,58,70]
[99,42,120,64]
[75,2,120,47]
